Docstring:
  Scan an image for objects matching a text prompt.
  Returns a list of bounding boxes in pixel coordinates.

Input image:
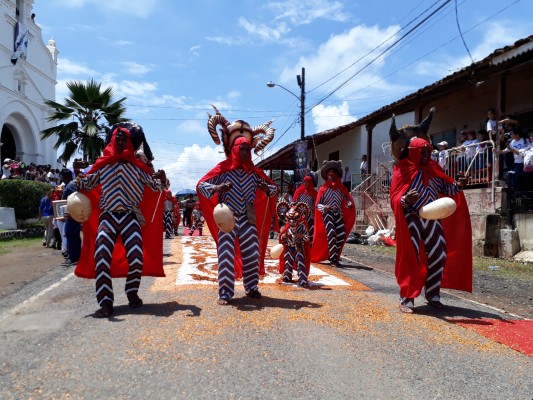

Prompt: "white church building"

[0,0,58,166]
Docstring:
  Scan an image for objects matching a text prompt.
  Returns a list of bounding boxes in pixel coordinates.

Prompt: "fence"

[350,141,500,233]
[436,140,496,187]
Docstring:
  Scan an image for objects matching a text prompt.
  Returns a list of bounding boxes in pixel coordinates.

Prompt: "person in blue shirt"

[38,189,55,247]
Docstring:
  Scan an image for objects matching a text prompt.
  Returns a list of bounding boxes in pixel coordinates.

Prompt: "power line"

[332,0,522,108]
[454,0,474,64]
[306,0,453,112]
[307,0,449,95]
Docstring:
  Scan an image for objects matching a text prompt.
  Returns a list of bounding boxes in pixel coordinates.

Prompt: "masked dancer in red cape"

[291,174,318,243]
[277,202,311,287]
[189,203,205,236]
[311,160,355,267]
[197,107,277,305]
[163,189,177,239]
[75,127,167,318]
[389,114,472,314]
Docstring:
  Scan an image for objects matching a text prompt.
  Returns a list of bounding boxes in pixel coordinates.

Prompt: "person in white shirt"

[360,155,368,175]
[502,130,528,189]
[2,158,13,179]
[486,108,498,136]
[461,130,479,172]
[436,141,449,173]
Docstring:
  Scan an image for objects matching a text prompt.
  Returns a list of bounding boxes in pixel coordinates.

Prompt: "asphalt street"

[0,231,531,399]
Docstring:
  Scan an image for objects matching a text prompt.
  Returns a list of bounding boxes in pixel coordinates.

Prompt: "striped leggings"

[322,210,346,263]
[94,211,143,306]
[217,215,259,300]
[402,214,447,303]
[283,246,308,285]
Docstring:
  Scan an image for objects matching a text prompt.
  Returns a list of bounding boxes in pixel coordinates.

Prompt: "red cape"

[292,181,318,204]
[75,128,165,279]
[197,159,277,279]
[310,180,356,263]
[390,158,472,298]
[277,222,311,276]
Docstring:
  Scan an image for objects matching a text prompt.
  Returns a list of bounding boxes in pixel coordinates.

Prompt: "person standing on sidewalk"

[163,190,176,239]
[38,189,55,247]
[61,169,82,266]
[389,134,472,314]
[74,127,166,318]
[182,194,195,229]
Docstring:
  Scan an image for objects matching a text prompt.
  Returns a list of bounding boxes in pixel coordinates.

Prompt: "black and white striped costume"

[78,162,163,307]
[163,198,174,238]
[292,191,315,241]
[281,223,310,285]
[399,171,461,307]
[189,209,204,235]
[317,187,350,264]
[198,169,277,300]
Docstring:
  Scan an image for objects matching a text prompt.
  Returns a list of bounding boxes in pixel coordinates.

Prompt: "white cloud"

[122,62,153,76]
[267,0,349,25]
[112,40,134,46]
[458,22,528,67]
[227,91,241,101]
[115,80,158,97]
[311,101,356,132]
[189,45,201,57]
[238,17,290,42]
[416,22,529,79]
[154,144,226,193]
[280,24,401,98]
[57,58,97,76]
[205,36,248,46]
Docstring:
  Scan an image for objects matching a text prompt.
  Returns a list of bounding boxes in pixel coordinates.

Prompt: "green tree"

[40,79,128,163]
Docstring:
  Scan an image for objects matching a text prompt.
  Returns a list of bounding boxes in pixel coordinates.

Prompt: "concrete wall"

[374,191,512,257]
[515,213,533,251]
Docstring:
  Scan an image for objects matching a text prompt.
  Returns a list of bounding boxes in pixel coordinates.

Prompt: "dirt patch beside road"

[0,239,65,298]
[341,243,533,319]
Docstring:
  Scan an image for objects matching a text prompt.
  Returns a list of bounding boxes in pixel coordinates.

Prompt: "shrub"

[0,180,52,220]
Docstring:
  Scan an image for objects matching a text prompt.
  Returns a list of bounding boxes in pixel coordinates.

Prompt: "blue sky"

[34,0,531,192]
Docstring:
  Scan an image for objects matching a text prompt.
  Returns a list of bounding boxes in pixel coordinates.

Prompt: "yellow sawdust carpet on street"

[144,233,506,360]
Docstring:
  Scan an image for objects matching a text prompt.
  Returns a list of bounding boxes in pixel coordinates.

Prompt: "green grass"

[0,237,42,255]
[473,256,533,281]
[353,244,533,281]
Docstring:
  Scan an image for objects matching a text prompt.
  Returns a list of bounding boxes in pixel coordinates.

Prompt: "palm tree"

[41,79,128,163]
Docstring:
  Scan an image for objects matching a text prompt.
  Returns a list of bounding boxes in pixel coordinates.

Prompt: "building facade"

[0,0,58,166]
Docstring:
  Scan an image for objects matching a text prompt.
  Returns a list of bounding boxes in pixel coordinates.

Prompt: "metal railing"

[435,140,496,187]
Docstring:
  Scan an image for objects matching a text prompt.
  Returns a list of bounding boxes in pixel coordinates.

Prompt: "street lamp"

[267,67,305,141]
[267,67,308,187]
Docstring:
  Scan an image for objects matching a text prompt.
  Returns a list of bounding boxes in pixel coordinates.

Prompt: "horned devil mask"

[207,105,275,157]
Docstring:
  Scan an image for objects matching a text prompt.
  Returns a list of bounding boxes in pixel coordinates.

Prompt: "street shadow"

[231,295,323,312]
[413,303,506,321]
[335,261,373,271]
[87,301,202,320]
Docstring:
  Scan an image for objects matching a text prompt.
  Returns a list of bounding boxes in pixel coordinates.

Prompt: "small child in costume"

[189,203,204,236]
[277,201,311,288]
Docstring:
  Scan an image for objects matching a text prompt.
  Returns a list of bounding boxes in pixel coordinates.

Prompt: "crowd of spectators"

[429,109,532,192]
[1,157,90,187]
[1,156,65,185]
